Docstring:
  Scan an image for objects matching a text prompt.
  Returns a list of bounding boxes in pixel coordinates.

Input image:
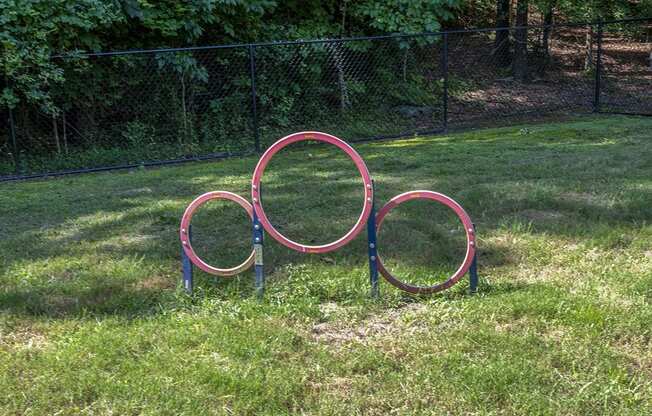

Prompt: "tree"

[354,0,460,80]
[536,0,557,75]
[512,0,529,82]
[155,53,208,146]
[0,0,124,112]
[493,0,511,67]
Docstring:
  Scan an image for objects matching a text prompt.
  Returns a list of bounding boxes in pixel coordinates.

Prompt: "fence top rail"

[50,17,651,59]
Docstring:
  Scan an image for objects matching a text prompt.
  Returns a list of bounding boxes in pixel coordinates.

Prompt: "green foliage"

[0,0,469,113]
[0,0,123,111]
[125,0,276,42]
[2,0,650,174]
[554,0,649,21]
[121,121,156,147]
[354,0,460,34]
[155,53,208,83]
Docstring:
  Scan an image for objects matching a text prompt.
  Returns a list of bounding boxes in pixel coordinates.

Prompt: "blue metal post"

[181,224,193,293]
[253,208,265,299]
[469,223,478,294]
[367,181,379,298]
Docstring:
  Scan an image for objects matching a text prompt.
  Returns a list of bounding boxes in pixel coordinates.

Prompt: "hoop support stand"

[181,225,193,293]
[365,199,480,296]
[180,202,479,297]
[469,223,479,294]
[366,181,379,298]
[253,208,265,299]
[179,132,479,297]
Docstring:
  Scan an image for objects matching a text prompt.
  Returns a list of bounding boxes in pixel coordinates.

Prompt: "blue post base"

[253,210,264,299]
[367,204,379,298]
[181,225,193,294]
[469,223,479,294]
[469,253,478,294]
[367,181,379,298]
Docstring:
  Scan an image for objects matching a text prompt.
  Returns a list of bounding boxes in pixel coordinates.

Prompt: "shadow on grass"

[1,117,650,318]
[0,282,178,318]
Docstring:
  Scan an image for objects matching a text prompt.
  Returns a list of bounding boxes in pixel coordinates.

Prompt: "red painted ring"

[180,191,255,276]
[375,191,476,294]
[251,131,373,254]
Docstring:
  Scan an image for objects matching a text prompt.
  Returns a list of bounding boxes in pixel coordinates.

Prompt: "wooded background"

[1,1,651,177]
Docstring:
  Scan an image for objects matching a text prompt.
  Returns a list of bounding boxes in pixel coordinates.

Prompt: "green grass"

[1,115,651,415]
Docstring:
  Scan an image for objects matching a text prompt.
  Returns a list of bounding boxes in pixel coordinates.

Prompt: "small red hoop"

[180,191,255,276]
[251,131,373,253]
[375,191,476,294]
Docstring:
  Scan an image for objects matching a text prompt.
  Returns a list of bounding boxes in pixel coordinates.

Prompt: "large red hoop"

[251,131,373,253]
[180,191,255,276]
[375,191,476,294]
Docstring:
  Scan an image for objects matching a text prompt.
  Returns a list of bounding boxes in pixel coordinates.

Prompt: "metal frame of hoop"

[180,133,479,298]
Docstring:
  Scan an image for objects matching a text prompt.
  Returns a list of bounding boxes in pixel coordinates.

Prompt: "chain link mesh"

[1,19,650,179]
[254,35,445,147]
[600,20,652,114]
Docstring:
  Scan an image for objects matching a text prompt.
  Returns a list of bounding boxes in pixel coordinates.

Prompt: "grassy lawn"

[1,115,651,415]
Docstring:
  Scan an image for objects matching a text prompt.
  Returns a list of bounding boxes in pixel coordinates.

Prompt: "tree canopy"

[1,0,649,111]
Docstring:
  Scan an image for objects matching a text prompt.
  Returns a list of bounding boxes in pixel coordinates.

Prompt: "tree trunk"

[494,0,511,67]
[334,0,350,111]
[540,3,554,75]
[512,0,529,82]
[328,43,350,111]
[52,114,61,154]
[584,27,593,71]
[181,75,187,145]
[62,111,68,154]
[402,48,409,82]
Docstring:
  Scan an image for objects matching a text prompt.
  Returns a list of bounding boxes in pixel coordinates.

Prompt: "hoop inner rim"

[251,131,373,254]
[180,191,255,276]
[375,191,476,294]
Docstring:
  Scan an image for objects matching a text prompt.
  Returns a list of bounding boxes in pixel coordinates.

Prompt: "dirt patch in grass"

[308,375,354,395]
[611,335,652,380]
[311,303,428,346]
[136,275,175,290]
[0,325,48,351]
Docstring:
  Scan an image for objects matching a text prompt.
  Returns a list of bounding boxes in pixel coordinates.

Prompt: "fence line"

[2,18,651,181]
[50,17,651,59]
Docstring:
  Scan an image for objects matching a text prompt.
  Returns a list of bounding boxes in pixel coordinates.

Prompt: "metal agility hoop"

[251,131,373,254]
[179,132,479,298]
[375,191,476,294]
[180,191,255,276]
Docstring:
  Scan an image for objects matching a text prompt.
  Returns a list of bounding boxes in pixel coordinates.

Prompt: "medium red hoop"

[375,191,476,294]
[251,131,373,253]
[180,191,255,276]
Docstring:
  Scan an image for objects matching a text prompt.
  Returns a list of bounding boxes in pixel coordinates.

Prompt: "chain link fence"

[1,18,650,180]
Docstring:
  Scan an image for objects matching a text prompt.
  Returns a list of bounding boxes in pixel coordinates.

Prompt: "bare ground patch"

[311,303,429,347]
[0,324,48,351]
[135,274,175,290]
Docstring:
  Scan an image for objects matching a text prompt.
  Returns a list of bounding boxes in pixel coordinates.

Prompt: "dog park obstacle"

[180,131,478,297]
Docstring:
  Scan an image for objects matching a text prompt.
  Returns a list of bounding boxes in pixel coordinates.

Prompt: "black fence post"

[8,106,19,175]
[593,21,604,113]
[442,32,449,132]
[248,44,260,152]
